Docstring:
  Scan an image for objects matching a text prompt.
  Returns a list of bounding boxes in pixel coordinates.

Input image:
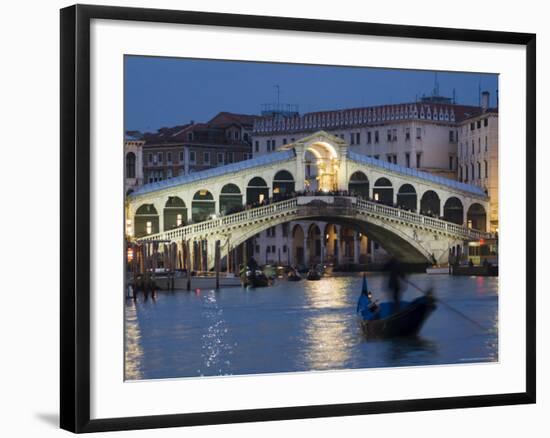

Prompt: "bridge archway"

[307,224,322,265]
[467,203,487,231]
[272,170,295,201]
[219,184,243,214]
[292,224,305,266]
[420,190,441,217]
[134,204,159,237]
[348,171,370,198]
[305,141,339,192]
[192,190,215,222]
[396,184,417,211]
[163,196,187,230]
[246,176,269,205]
[443,197,464,225]
[373,177,393,205]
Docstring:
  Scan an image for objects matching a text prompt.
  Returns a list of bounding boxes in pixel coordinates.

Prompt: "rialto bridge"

[127,131,491,268]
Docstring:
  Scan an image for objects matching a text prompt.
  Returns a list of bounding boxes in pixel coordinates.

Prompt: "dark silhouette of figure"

[384,257,405,313]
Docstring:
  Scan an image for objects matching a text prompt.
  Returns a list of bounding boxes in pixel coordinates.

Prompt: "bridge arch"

[292,224,305,266]
[348,171,370,198]
[396,184,417,211]
[305,141,339,192]
[191,190,215,222]
[219,184,243,214]
[307,223,322,265]
[443,197,464,225]
[134,204,159,237]
[373,177,393,205]
[467,203,487,231]
[420,190,441,217]
[163,196,187,230]
[246,176,269,205]
[272,170,295,200]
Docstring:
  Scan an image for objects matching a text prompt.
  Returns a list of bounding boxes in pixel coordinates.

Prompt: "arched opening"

[191,190,215,223]
[307,224,322,265]
[134,204,159,237]
[339,226,356,264]
[305,141,339,192]
[126,152,136,179]
[373,177,393,205]
[246,176,269,205]
[219,184,243,214]
[163,196,187,230]
[324,224,338,263]
[396,184,417,211]
[272,170,295,201]
[348,171,370,198]
[443,197,464,225]
[467,203,487,231]
[292,224,305,266]
[420,190,441,217]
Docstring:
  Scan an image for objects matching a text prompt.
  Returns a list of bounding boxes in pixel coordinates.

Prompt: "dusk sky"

[124,56,498,133]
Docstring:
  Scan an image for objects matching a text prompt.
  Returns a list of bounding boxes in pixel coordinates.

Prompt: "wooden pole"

[215,240,221,290]
[186,240,191,291]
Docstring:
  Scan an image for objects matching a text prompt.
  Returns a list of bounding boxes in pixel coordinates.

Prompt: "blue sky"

[124,56,498,133]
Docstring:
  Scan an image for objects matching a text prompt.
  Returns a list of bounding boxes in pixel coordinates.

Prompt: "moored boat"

[287,268,302,281]
[306,269,321,281]
[241,269,270,288]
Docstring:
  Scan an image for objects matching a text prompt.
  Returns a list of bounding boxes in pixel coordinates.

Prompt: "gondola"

[357,275,436,338]
[306,269,321,281]
[241,269,270,288]
[287,269,302,281]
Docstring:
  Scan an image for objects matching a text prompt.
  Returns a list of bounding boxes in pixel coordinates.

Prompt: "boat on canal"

[306,264,323,281]
[287,268,302,281]
[357,275,437,338]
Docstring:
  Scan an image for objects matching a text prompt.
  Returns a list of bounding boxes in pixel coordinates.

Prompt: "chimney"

[481,91,490,112]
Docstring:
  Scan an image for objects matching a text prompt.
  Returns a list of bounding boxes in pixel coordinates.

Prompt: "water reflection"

[124,299,143,380]
[302,278,353,370]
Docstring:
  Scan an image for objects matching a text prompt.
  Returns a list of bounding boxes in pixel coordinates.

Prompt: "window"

[387,129,392,142]
[243,133,249,142]
[291,138,295,142]
[416,127,422,139]
[157,152,163,163]
[254,141,259,152]
[244,153,252,160]
[282,223,289,237]
[374,131,379,143]
[234,131,239,140]
[217,152,224,165]
[471,163,475,180]
[485,136,488,151]
[470,122,475,131]
[405,152,410,168]
[367,131,372,144]
[283,138,287,145]
[203,151,210,165]
[179,151,184,162]
[283,244,287,253]
[465,165,469,182]
[356,132,360,144]
[477,162,481,179]
[126,152,136,178]
[485,160,488,178]
[471,141,475,154]
[484,118,489,127]
[189,151,196,164]
[392,129,397,141]
[271,245,276,253]
[350,132,355,145]
[478,138,481,153]
[459,166,463,181]
[449,156,454,170]
[167,152,172,163]
[255,245,260,254]
[477,120,481,129]
[187,132,193,141]
[405,128,410,141]
[393,155,397,164]
[449,130,455,142]
[227,152,234,163]
[148,153,153,164]
[416,152,421,168]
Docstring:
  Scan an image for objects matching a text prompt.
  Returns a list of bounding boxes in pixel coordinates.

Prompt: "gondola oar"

[404,278,487,331]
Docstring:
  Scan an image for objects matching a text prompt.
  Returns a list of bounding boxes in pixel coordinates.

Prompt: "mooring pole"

[186,240,191,291]
[215,240,221,290]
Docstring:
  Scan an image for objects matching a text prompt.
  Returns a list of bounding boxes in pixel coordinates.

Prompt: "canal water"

[125,273,498,381]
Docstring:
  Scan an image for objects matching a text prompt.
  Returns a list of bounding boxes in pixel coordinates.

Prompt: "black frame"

[60,4,536,433]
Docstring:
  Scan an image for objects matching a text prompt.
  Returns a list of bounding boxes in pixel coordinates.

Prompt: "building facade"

[139,112,257,185]
[248,95,498,266]
[124,133,145,195]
